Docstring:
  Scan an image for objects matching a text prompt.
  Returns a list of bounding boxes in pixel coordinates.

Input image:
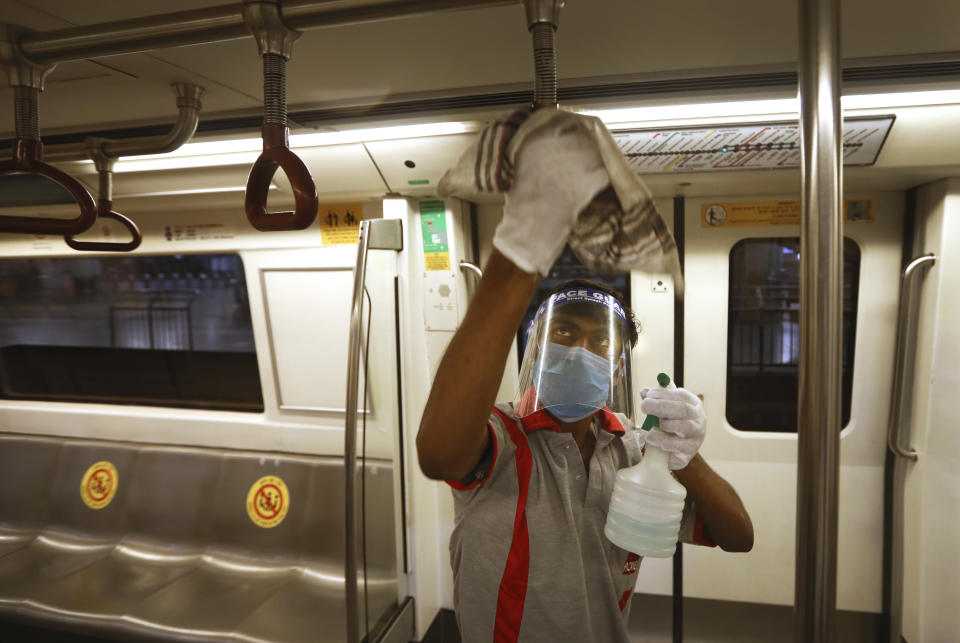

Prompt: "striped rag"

[438,107,683,294]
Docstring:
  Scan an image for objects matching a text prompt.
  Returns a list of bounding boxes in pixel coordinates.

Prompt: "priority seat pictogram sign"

[80,461,119,510]
[246,475,290,528]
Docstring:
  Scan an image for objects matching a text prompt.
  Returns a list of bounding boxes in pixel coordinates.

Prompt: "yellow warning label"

[318,203,364,245]
[701,199,874,227]
[424,252,451,271]
[80,461,119,510]
[246,475,290,529]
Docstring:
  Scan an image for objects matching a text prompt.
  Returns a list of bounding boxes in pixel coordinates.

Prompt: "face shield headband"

[515,287,634,422]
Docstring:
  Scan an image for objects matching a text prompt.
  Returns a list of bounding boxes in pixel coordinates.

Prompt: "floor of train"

[0,595,882,642]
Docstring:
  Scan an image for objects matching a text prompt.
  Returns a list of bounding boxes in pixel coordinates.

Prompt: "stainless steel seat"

[0,434,397,642]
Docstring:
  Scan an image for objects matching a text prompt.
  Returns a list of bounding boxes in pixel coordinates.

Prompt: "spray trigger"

[639,372,672,432]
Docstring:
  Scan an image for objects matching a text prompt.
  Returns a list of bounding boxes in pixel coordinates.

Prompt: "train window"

[0,254,263,412]
[726,237,860,432]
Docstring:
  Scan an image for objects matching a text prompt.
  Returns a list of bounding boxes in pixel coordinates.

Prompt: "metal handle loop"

[64,200,142,252]
[344,219,372,643]
[459,260,483,280]
[0,138,97,235]
[244,124,318,231]
[886,253,937,462]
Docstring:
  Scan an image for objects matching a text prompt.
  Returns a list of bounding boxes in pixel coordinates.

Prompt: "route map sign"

[612,115,894,173]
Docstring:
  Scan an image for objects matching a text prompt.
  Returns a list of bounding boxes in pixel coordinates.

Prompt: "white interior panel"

[365,134,475,196]
[262,268,356,411]
[297,144,388,199]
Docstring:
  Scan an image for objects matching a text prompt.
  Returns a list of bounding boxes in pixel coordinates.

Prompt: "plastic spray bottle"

[603,373,687,558]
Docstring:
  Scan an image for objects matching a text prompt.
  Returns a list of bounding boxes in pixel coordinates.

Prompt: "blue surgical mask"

[534,342,612,422]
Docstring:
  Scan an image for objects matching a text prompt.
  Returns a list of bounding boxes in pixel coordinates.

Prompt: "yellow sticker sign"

[318,203,364,245]
[702,199,875,227]
[246,476,290,529]
[80,461,119,510]
[424,253,451,271]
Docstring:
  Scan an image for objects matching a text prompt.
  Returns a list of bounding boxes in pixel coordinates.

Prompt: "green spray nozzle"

[639,372,672,432]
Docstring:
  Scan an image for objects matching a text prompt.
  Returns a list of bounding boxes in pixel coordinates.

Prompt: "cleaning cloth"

[438,107,683,293]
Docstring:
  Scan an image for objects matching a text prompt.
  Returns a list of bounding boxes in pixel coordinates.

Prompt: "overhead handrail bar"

[43,82,204,163]
[883,256,935,643]
[63,142,142,252]
[242,0,318,231]
[16,1,514,66]
[794,0,843,640]
[344,218,403,643]
[0,25,96,236]
[523,0,563,108]
[887,253,936,461]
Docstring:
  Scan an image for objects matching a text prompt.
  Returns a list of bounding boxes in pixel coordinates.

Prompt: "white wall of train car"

[0,202,394,457]
[388,197,478,639]
[659,192,903,612]
[903,178,960,642]
[0,201,408,611]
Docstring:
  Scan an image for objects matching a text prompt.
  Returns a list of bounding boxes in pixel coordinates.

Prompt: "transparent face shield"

[514,287,634,422]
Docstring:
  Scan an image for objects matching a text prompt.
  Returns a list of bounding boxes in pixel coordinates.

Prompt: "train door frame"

[677,191,904,618]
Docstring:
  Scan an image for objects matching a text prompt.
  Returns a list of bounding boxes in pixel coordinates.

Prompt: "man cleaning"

[418,110,753,642]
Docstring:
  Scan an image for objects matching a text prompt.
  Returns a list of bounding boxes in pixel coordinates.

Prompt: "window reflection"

[0,254,262,412]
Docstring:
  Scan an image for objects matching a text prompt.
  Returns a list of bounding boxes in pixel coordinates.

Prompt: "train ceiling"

[1,0,960,203]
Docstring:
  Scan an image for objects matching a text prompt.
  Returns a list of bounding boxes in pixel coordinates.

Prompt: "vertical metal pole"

[522,0,563,109]
[795,0,843,640]
[672,195,685,643]
[345,220,372,643]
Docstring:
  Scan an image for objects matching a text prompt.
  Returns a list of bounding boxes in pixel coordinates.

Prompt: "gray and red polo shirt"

[447,403,713,643]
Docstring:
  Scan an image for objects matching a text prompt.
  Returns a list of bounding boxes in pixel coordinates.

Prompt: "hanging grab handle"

[242,2,318,231]
[0,88,96,235]
[64,200,142,252]
[63,146,142,252]
[60,85,203,251]
[245,122,318,231]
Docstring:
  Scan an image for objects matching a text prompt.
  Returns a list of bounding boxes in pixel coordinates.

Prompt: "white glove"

[640,386,706,470]
[493,120,610,276]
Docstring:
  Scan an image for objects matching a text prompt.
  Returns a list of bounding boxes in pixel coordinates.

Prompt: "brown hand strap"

[64,200,142,252]
[244,123,318,231]
[0,139,97,235]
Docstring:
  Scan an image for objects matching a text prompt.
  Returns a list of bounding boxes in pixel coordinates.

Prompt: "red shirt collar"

[515,387,625,435]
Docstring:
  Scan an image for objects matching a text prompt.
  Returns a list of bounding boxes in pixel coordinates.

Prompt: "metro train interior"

[0,1,957,642]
